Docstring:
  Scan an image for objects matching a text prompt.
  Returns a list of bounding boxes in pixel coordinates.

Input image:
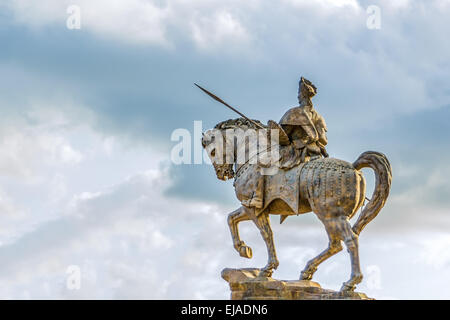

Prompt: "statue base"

[222,268,373,300]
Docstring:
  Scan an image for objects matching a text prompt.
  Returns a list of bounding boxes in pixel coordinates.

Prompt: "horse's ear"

[201,133,206,147]
[201,132,210,148]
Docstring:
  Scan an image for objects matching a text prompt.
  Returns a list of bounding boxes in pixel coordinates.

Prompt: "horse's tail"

[351,151,392,235]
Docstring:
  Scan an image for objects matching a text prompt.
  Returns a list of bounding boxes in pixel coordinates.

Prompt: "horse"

[201,118,392,292]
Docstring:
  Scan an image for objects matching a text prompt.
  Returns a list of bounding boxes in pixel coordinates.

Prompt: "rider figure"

[279,77,328,161]
[249,77,328,209]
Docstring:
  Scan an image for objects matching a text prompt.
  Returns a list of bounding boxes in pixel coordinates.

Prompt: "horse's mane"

[214,118,266,130]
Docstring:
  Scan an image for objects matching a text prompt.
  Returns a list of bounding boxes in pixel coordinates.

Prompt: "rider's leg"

[249,174,264,209]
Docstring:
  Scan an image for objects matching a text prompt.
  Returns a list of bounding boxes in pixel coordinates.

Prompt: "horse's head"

[202,118,267,181]
[201,128,235,181]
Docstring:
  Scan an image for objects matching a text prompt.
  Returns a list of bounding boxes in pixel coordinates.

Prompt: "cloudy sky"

[0,0,449,299]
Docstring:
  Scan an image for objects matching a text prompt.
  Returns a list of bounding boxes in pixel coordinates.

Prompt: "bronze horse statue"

[202,118,392,292]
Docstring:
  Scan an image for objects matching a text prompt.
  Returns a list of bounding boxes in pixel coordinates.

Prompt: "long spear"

[194,83,264,129]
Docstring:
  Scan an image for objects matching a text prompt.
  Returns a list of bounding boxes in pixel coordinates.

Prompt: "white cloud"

[0,96,169,244]
[1,0,450,300]
[5,0,450,122]
[285,0,360,10]
[386,0,411,10]
[419,233,450,269]
[5,0,170,45]
[81,0,170,46]
[190,10,249,50]
[5,0,252,49]
[0,109,84,180]
[0,152,447,299]
[0,165,225,298]
[0,189,20,217]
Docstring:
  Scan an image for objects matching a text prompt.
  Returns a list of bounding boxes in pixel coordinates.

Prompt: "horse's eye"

[211,150,216,157]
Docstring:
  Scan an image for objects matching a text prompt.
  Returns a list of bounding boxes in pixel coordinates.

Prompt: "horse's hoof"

[300,272,312,281]
[340,283,356,292]
[239,245,252,259]
[340,274,362,292]
[300,266,316,280]
[258,269,272,278]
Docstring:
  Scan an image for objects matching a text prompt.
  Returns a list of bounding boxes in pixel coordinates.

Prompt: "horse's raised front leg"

[250,210,279,278]
[227,207,252,258]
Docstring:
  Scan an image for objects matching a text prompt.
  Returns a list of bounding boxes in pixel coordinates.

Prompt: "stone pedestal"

[222,268,372,300]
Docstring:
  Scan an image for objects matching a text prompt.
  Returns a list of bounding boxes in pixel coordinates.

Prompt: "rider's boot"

[249,176,264,209]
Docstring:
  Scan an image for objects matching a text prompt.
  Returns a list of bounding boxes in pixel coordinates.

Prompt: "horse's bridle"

[234,144,278,179]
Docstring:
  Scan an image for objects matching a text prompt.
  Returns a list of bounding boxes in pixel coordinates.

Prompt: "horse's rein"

[234,144,278,178]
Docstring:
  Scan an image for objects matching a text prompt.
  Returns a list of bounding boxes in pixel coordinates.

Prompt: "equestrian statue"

[197,77,392,292]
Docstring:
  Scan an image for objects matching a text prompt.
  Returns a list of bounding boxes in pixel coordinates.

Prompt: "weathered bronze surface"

[200,77,393,297]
